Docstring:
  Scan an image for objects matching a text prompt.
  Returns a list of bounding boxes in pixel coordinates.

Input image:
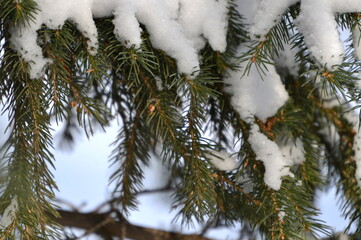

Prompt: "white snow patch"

[207,150,239,171]
[224,46,289,122]
[178,0,228,52]
[353,127,361,188]
[295,0,343,69]
[10,0,229,78]
[248,0,361,70]
[235,0,259,27]
[274,42,299,79]
[248,124,291,190]
[278,210,286,221]
[353,27,361,61]
[278,137,305,165]
[112,0,142,48]
[0,196,18,228]
[249,0,298,41]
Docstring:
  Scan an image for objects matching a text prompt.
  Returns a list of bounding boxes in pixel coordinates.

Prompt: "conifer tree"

[2,0,361,239]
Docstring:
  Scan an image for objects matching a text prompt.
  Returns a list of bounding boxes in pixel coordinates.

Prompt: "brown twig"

[53,209,214,240]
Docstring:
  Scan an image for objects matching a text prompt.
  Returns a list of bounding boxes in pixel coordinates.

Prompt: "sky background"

[49,120,352,239]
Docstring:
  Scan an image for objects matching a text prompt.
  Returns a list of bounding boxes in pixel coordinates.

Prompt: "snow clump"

[249,0,361,69]
[248,124,292,190]
[207,150,239,171]
[224,47,289,123]
[10,0,229,79]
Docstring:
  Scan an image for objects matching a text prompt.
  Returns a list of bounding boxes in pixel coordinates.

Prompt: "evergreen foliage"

[1,1,361,239]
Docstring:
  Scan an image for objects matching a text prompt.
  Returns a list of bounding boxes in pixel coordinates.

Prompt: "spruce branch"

[0,59,60,239]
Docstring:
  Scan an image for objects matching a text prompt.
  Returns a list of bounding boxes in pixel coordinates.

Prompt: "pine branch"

[0,58,60,238]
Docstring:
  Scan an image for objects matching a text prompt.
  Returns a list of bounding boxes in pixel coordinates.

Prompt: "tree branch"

[54,209,214,240]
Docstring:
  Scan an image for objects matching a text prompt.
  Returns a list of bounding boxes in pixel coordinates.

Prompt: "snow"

[0,196,18,228]
[134,0,200,75]
[274,42,299,79]
[295,0,344,69]
[278,210,286,221]
[225,1,289,123]
[207,150,239,171]
[10,0,229,79]
[112,0,142,48]
[352,128,361,188]
[343,112,361,189]
[249,0,298,41]
[9,17,51,79]
[178,0,228,52]
[353,27,361,61]
[226,0,293,190]
[295,180,302,186]
[248,124,291,190]
[352,27,361,90]
[278,137,305,165]
[248,0,361,70]
[224,46,289,123]
[235,0,258,26]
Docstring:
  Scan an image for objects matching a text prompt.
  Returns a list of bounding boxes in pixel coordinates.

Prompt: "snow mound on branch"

[278,137,305,165]
[248,124,292,190]
[10,0,229,79]
[249,0,298,40]
[207,150,239,171]
[248,0,361,69]
[224,47,289,123]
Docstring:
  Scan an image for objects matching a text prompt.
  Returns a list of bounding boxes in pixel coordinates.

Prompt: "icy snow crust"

[10,0,229,79]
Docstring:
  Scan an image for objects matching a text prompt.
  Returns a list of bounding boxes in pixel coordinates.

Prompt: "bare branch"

[54,209,214,240]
